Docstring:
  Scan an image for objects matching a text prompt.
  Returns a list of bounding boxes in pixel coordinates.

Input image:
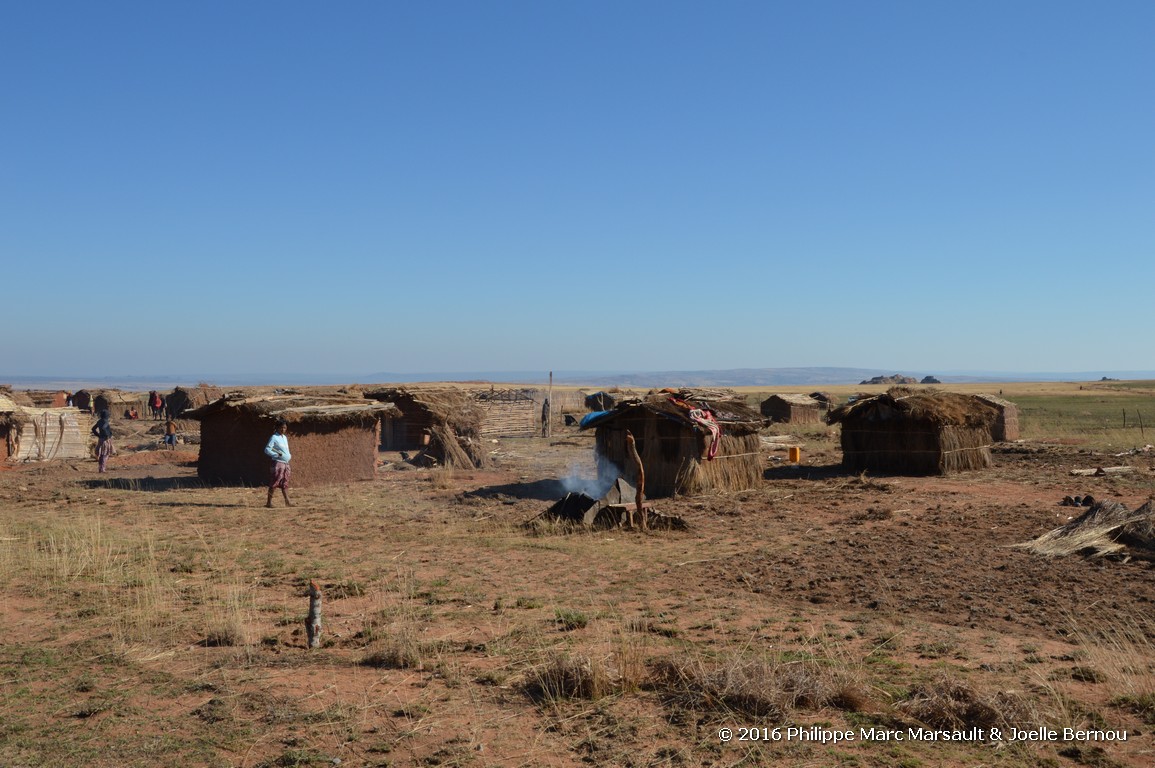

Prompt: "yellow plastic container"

[788,446,802,463]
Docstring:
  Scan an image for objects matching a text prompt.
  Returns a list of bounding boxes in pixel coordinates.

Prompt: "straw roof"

[0,387,35,408]
[1017,499,1155,560]
[826,387,999,430]
[584,388,765,434]
[185,394,398,424]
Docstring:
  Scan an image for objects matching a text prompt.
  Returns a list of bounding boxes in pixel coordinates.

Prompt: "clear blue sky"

[3,1,1152,380]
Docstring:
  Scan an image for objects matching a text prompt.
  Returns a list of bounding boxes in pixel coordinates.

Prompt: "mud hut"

[760,394,825,424]
[584,391,617,411]
[363,387,489,468]
[93,390,144,419]
[24,390,71,408]
[166,385,225,417]
[0,393,90,462]
[474,388,539,438]
[826,387,1000,475]
[72,390,93,412]
[975,394,1020,442]
[185,394,397,487]
[580,388,766,497]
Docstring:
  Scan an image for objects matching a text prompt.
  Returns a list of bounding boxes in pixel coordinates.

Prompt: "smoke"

[560,457,618,500]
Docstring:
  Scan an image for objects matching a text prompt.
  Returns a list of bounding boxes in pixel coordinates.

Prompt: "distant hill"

[5,368,1155,391]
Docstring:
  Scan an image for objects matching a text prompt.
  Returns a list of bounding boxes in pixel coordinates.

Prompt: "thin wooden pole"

[547,371,553,438]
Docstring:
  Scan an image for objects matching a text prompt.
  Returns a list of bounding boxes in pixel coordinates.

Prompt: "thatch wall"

[0,396,90,462]
[976,394,1021,442]
[827,388,998,475]
[188,396,390,487]
[586,389,764,497]
[475,388,538,438]
[760,394,824,424]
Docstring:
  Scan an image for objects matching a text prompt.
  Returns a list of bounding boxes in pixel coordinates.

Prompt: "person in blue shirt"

[264,419,293,507]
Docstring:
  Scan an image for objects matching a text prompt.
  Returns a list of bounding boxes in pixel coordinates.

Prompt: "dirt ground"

[3,413,1155,767]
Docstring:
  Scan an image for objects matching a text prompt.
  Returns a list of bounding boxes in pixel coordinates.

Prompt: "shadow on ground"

[464,478,566,502]
[79,476,209,492]
[763,463,848,481]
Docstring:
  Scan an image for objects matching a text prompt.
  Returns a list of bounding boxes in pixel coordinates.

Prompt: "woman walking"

[264,419,293,507]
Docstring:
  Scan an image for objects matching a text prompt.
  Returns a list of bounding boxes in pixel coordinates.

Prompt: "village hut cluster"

[3,373,1029,501]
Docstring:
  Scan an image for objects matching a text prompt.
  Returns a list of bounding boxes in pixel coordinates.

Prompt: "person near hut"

[263,419,293,508]
[541,398,551,438]
[150,391,164,419]
[91,410,114,473]
[163,417,178,450]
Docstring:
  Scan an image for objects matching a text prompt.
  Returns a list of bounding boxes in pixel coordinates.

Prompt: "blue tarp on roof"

[579,410,614,429]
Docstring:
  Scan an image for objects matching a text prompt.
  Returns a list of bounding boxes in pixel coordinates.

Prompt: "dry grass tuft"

[648,652,870,721]
[361,632,423,670]
[897,676,1036,730]
[522,652,617,703]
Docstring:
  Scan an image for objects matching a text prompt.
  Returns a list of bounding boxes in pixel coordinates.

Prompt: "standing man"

[264,419,293,507]
[92,410,114,473]
[541,398,551,438]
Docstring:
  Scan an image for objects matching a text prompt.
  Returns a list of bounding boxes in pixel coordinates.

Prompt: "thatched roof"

[764,393,823,407]
[363,387,489,468]
[185,394,399,425]
[826,387,999,429]
[0,387,35,408]
[583,388,765,435]
[1017,499,1155,560]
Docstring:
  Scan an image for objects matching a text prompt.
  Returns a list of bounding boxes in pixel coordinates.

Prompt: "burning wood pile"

[529,477,687,532]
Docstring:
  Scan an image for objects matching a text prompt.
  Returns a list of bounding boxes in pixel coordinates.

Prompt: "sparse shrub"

[523,652,615,703]
[555,608,590,631]
[897,676,1035,730]
[649,653,872,721]
[203,621,244,647]
[361,634,422,670]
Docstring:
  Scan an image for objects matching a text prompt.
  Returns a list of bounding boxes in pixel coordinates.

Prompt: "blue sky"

[3,2,1152,380]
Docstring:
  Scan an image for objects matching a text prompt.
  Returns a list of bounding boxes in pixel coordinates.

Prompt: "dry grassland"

[1,380,1154,767]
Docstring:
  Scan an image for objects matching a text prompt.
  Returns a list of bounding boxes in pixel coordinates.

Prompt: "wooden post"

[547,371,553,438]
[1140,411,1145,438]
[624,430,647,531]
[306,581,322,649]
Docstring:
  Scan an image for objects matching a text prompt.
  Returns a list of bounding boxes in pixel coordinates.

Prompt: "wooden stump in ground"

[306,581,322,649]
